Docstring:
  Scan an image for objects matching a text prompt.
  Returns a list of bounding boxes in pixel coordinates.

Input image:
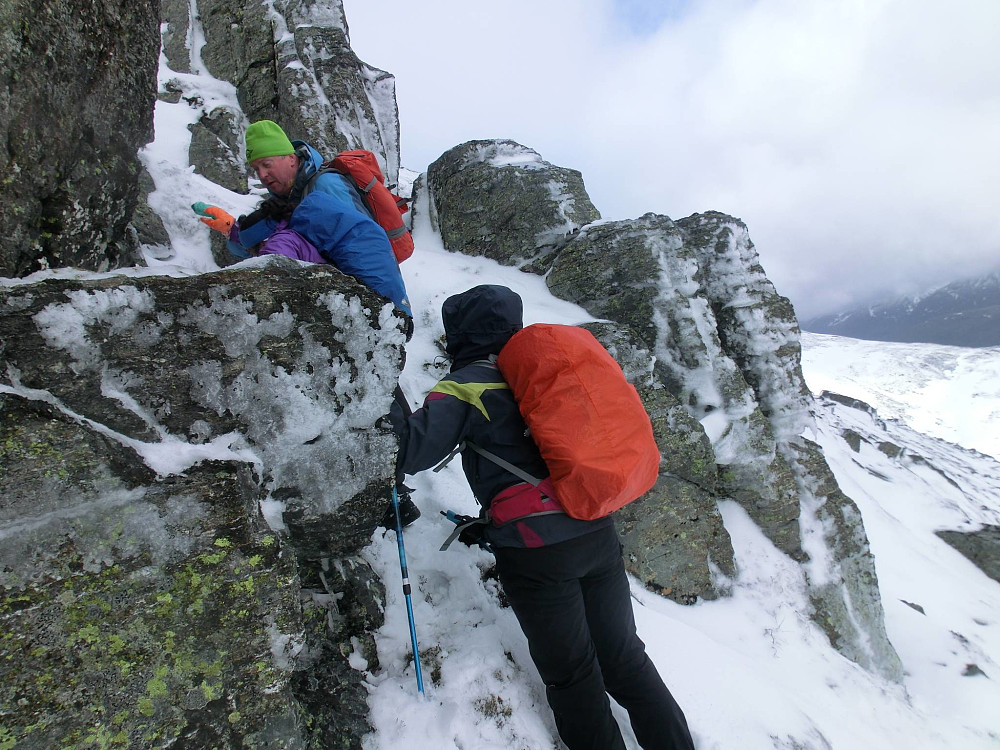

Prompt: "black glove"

[458,521,486,548]
[442,512,487,547]
[379,485,420,530]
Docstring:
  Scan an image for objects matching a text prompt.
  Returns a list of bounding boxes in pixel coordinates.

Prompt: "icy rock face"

[184,0,401,181]
[0,392,375,747]
[787,437,904,679]
[676,212,812,443]
[548,213,804,560]
[0,258,405,745]
[0,0,159,277]
[426,140,601,265]
[0,257,408,558]
[546,211,901,679]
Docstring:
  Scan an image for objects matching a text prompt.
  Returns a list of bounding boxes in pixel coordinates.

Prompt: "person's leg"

[580,527,695,750]
[495,541,627,750]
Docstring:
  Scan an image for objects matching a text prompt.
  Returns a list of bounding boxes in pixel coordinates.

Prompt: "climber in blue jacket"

[198,120,411,316]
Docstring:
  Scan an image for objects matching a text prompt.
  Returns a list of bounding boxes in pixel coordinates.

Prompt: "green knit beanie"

[245,120,295,163]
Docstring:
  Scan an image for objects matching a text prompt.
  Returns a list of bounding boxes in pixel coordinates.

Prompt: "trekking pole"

[392,484,425,696]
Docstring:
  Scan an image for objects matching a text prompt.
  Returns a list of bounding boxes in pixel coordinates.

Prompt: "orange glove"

[193,204,235,235]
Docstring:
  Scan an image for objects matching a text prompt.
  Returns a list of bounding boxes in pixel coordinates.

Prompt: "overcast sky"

[341,0,1000,319]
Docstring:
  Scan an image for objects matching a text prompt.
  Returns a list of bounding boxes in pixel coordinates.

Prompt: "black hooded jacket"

[391,285,612,548]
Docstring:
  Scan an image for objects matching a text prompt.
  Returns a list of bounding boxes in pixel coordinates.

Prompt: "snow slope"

[800,332,1000,461]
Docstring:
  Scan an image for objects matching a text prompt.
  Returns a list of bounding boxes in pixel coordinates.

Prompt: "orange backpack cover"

[325,150,415,263]
[496,324,660,520]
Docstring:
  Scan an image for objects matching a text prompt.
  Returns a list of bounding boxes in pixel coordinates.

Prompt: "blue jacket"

[229,141,411,316]
[391,285,612,548]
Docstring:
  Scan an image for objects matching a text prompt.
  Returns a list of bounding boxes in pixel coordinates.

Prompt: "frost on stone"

[101,367,165,436]
[647,229,768,467]
[359,63,401,182]
[179,287,296,358]
[535,179,584,247]
[280,0,347,32]
[0,489,204,588]
[678,214,813,444]
[265,0,399,180]
[183,286,404,515]
[33,286,158,372]
[267,619,306,671]
[471,141,548,171]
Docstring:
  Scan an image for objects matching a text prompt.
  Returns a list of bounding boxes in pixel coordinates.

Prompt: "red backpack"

[472,324,661,521]
[320,150,414,263]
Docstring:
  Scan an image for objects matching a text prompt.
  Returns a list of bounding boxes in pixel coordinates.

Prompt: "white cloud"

[343,0,1000,318]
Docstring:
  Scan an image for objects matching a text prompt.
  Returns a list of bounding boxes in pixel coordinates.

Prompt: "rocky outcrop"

[0,394,316,747]
[427,140,601,266]
[1,257,408,556]
[132,166,172,259]
[0,0,160,277]
[424,143,903,680]
[0,257,408,746]
[188,106,249,194]
[546,213,804,561]
[786,438,903,678]
[937,526,1000,584]
[165,0,401,183]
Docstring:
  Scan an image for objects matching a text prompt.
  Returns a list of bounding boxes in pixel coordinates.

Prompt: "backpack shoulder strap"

[467,441,546,487]
[431,439,544,487]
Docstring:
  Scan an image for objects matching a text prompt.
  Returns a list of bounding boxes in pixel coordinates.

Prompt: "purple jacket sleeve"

[258,227,327,264]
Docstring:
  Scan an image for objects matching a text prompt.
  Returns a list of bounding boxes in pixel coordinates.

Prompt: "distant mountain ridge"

[802,271,1000,347]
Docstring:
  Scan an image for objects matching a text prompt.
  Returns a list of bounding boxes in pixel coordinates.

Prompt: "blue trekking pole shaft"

[393,485,425,695]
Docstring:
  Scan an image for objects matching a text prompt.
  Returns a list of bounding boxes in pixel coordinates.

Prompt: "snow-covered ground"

[7,20,997,748]
[800,332,1000,461]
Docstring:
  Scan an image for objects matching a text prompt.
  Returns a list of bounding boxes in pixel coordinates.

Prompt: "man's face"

[250,154,299,197]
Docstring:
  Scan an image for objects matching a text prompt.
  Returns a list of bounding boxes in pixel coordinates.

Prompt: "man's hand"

[192,203,235,235]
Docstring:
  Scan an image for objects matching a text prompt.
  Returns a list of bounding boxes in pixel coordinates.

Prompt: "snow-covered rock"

[0,257,408,554]
[0,256,409,745]
[185,0,401,182]
[426,139,601,265]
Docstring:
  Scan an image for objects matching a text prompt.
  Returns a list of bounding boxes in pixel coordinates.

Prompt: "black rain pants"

[494,525,695,750]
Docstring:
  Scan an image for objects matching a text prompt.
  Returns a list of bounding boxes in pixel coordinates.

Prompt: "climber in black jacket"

[390,284,695,750]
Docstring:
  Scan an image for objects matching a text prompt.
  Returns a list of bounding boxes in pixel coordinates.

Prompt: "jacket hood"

[442,285,523,369]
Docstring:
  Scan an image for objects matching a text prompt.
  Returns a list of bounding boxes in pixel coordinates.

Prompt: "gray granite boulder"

[0,256,409,746]
[544,209,901,679]
[427,143,903,678]
[193,0,401,182]
[426,140,601,266]
[0,256,409,558]
[548,213,804,560]
[0,0,159,277]
[0,392,375,748]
